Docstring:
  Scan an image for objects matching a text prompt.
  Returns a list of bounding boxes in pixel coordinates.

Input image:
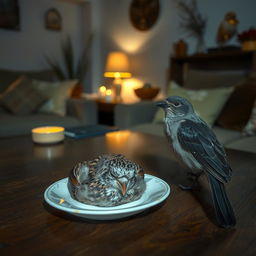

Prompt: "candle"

[98,85,107,98]
[32,126,65,144]
[105,89,113,102]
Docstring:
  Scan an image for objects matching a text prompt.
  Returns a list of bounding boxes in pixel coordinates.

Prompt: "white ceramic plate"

[44,174,171,220]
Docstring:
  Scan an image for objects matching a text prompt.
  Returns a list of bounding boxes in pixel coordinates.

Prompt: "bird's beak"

[156,100,168,108]
[117,179,127,196]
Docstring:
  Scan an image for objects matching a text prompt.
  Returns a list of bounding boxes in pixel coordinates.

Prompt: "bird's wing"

[177,119,232,183]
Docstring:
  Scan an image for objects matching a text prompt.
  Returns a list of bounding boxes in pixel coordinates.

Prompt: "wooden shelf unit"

[170,51,256,85]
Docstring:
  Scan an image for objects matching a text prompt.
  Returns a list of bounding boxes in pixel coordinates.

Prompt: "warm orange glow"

[32,126,64,134]
[104,52,131,78]
[106,131,131,147]
[99,85,106,94]
[228,19,236,25]
[106,89,112,96]
[104,72,131,78]
[121,78,143,103]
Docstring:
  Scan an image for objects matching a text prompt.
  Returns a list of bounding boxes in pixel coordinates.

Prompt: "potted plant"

[237,28,256,51]
[46,34,93,98]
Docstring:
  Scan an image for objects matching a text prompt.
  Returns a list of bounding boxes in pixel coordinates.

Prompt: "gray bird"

[68,154,146,207]
[157,96,236,228]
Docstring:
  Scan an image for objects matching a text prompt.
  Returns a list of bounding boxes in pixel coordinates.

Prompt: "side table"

[96,100,117,125]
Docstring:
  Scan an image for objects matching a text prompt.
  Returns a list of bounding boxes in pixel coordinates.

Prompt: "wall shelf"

[170,50,256,85]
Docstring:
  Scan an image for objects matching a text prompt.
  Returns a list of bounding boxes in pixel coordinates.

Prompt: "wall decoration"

[45,8,62,31]
[129,0,160,31]
[175,0,207,53]
[216,12,239,47]
[0,0,20,30]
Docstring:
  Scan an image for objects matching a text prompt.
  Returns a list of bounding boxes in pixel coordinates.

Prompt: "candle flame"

[99,85,106,93]
[32,126,64,134]
[106,89,112,96]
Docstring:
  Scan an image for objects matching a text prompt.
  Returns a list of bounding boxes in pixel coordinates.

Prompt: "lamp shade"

[104,52,131,78]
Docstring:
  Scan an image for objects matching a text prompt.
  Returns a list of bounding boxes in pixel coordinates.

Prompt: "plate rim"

[44,174,170,216]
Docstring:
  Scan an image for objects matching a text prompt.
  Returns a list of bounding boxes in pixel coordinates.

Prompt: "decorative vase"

[173,39,188,57]
[242,40,256,51]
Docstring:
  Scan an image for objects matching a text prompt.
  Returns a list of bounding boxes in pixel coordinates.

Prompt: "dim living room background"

[0,0,256,154]
[1,0,255,93]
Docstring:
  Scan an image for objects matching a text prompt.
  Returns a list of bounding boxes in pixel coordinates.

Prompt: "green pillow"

[32,80,78,116]
[153,81,234,127]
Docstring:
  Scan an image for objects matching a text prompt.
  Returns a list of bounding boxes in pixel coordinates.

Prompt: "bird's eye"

[173,102,181,107]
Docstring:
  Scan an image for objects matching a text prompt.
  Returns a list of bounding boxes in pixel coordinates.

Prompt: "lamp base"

[113,83,122,102]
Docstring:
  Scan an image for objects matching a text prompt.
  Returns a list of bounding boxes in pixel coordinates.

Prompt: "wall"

[0,0,91,89]
[1,0,255,93]
[91,0,256,92]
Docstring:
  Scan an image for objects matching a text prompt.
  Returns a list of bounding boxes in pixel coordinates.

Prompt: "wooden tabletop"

[0,131,256,256]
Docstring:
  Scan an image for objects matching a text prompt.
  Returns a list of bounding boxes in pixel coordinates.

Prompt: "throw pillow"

[31,80,78,116]
[153,81,234,127]
[0,76,48,115]
[243,99,256,136]
[184,69,246,89]
[217,78,256,131]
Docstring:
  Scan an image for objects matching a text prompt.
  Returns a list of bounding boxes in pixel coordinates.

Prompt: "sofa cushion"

[0,112,82,137]
[31,80,78,116]
[131,123,165,137]
[242,98,256,136]
[184,69,246,89]
[153,81,234,126]
[0,69,56,93]
[0,77,48,115]
[130,123,241,146]
[217,78,256,131]
[225,136,256,154]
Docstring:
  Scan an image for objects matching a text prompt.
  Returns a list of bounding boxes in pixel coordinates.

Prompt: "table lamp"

[104,52,131,101]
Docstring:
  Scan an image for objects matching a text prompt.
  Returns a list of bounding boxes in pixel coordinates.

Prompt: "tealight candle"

[105,89,113,102]
[32,126,65,144]
[98,85,107,99]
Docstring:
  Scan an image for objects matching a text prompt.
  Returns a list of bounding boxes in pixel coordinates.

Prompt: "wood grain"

[0,131,255,256]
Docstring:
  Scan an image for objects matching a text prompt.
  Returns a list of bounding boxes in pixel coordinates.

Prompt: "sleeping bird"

[157,96,236,228]
[68,154,146,207]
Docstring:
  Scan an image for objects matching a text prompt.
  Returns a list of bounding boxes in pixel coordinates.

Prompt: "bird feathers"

[158,96,236,228]
[177,119,232,183]
[68,154,146,207]
[207,174,236,228]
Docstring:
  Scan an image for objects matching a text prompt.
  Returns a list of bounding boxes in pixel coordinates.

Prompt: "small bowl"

[134,87,160,100]
[32,126,65,144]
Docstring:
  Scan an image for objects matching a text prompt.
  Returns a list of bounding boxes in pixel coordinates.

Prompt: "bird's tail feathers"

[207,174,236,228]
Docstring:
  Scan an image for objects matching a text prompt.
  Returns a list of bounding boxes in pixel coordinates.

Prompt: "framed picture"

[0,0,20,30]
[45,8,61,31]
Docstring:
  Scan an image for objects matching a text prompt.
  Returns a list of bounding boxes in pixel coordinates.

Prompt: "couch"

[0,69,97,137]
[114,101,256,154]
[114,68,256,154]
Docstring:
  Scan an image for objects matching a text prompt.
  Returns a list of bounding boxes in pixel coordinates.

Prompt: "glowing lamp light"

[121,78,143,103]
[105,131,131,152]
[104,52,131,79]
[104,52,132,101]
